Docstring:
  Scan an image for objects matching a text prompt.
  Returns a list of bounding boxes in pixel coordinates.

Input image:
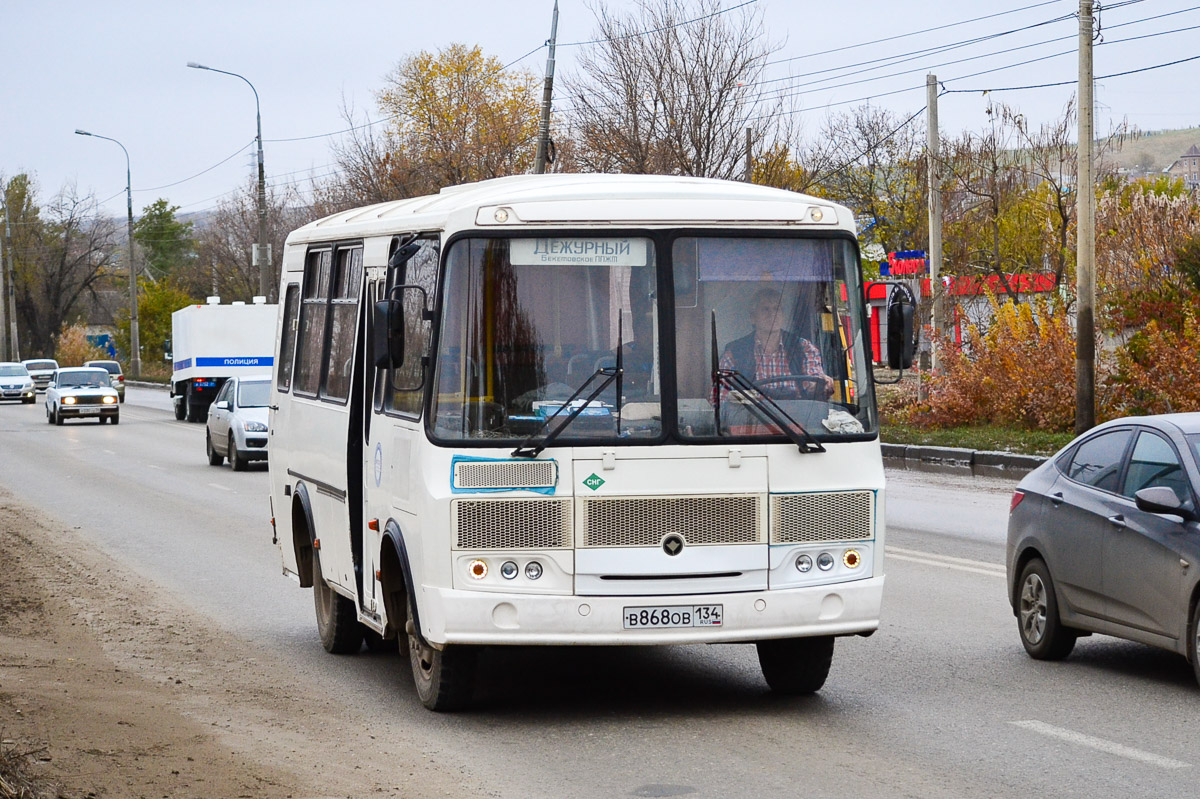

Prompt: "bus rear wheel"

[313,553,363,654]
[407,593,477,711]
[757,635,835,695]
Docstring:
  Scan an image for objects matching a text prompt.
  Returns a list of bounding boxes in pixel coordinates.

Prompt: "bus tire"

[313,553,363,655]
[407,593,477,711]
[756,635,835,695]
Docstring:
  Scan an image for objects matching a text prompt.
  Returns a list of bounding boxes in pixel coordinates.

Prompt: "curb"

[882,443,1046,477]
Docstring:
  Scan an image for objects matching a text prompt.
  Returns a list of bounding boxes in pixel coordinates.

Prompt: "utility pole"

[1075,0,1096,434]
[926,74,943,373]
[3,214,15,361]
[533,0,560,175]
[745,127,754,182]
[0,215,7,361]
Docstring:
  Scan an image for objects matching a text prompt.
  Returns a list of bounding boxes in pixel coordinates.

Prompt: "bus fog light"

[468,559,488,580]
[500,561,518,580]
[525,561,543,580]
[795,554,813,573]
[816,552,835,571]
[843,549,861,569]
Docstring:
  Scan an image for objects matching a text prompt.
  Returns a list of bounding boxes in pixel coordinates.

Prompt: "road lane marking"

[147,464,162,470]
[886,546,1006,578]
[1010,720,1191,770]
[207,483,231,492]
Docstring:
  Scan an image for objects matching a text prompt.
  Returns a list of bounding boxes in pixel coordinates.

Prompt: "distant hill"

[1108,126,1200,173]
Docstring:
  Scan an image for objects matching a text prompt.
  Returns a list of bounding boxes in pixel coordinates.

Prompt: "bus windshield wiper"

[710,311,825,455]
[512,320,625,459]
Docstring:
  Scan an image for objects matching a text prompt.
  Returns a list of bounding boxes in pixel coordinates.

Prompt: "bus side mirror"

[373,299,404,369]
[887,301,916,370]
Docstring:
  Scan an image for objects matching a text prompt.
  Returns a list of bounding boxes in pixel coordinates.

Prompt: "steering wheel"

[751,374,829,400]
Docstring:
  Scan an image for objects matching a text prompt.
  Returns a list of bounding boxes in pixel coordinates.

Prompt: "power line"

[133,140,255,192]
[945,52,1200,94]
[765,0,1068,66]
[558,0,758,47]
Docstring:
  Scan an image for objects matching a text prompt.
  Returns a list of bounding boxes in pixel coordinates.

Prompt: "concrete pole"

[125,158,141,377]
[75,129,138,375]
[0,215,7,361]
[1075,0,1096,434]
[4,214,15,361]
[745,127,753,182]
[533,1,560,175]
[926,74,943,372]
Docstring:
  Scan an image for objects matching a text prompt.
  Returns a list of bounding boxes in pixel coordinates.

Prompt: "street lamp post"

[187,61,272,302]
[75,129,140,377]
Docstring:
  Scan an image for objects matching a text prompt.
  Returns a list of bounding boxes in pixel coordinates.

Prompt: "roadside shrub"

[915,295,1078,432]
[54,323,106,366]
[1107,306,1200,417]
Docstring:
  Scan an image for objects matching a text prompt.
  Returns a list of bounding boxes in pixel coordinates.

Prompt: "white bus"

[268,174,888,710]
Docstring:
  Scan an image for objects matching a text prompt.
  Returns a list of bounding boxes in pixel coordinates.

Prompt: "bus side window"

[276,284,300,392]
[386,237,440,416]
[294,248,332,397]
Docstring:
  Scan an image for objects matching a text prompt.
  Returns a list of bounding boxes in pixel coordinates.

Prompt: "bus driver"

[720,288,834,400]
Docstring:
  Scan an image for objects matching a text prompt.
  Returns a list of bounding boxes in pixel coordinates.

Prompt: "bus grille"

[771,491,874,543]
[578,495,765,548]
[453,459,557,490]
[452,498,573,550]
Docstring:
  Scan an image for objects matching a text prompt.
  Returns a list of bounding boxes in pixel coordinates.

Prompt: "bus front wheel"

[756,635,835,695]
[407,593,477,711]
[313,553,364,654]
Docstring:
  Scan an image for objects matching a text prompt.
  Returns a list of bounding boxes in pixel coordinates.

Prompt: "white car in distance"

[45,367,120,425]
[0,362,36,404]
[206,375,270,470]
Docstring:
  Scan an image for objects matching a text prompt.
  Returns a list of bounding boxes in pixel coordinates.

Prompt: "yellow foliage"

[54,323,106,367]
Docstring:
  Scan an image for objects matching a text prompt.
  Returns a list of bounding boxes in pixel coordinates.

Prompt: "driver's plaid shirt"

[718,336,823,402]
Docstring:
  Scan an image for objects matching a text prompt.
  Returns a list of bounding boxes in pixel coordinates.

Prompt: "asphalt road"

[2,385,1197,798]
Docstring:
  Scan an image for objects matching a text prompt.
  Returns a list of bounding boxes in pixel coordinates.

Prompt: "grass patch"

[0,736,57,799]
[881,422,1074,456]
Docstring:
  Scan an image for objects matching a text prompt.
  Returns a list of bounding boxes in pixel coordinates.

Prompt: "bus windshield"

[430,234,875,445]
[674,236,875,441]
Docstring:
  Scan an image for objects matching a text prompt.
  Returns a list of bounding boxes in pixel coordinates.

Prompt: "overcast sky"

[4,0,1198,220]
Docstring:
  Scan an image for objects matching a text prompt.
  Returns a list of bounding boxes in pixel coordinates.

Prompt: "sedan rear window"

[1067,429,1132,493]
[88,361,122,375]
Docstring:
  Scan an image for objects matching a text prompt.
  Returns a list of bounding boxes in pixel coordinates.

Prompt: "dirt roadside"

[0,494,480,799]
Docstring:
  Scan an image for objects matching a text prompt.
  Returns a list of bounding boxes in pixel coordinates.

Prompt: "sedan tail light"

[1009,490,1026,514]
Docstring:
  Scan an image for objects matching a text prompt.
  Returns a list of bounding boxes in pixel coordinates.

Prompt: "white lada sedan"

[45,367,120,425]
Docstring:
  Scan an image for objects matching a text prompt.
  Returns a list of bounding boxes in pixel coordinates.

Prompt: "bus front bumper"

[418,576,884,647]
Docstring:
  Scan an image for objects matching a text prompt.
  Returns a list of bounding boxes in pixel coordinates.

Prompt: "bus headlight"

[794,554,813,573]
[525,561,543,580]
[468,559,488,580]
[500,561,519,580]
[816,552,835,571]
[843,549,861,569]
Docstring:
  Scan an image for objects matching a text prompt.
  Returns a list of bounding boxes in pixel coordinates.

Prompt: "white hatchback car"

[45,367,120,424]
[205,375,270,470]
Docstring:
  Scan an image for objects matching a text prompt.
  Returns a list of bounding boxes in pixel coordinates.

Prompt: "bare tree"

[4,176,121,355]
[186,177,309,303]
[564,0,784,179]
[810,104,927,256]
